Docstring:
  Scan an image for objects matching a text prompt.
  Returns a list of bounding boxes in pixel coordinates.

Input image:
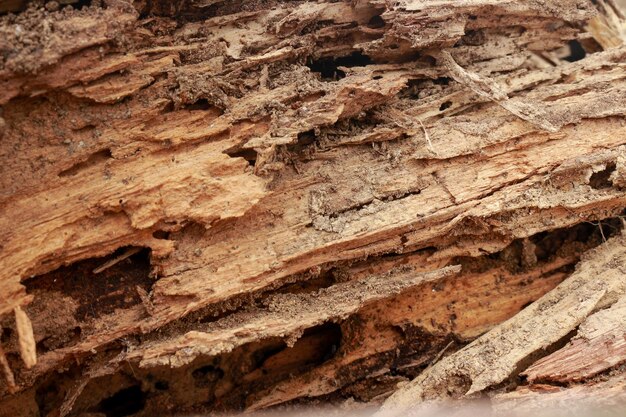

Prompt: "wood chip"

[14,306,37,369]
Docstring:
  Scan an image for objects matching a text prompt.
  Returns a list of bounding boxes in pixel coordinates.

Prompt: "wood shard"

[0,342,16,394]
[439,51,558,132]
[93,247,142,274]
[13,307,36,369]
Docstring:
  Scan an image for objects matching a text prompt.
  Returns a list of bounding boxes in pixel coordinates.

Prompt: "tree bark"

[1,0,626,416]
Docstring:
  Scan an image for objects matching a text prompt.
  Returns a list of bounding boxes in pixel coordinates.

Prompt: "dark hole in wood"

[564,40,586,62]
[72,0,94,10]
[286,129,316,153]
[154,380,169,390]
[439,101,452,111]
[25,247,152,322]
[192,364,225,388]
[307,52,373,81]
[1,327,12,344]
[186,98,212,110]
[225,148,257,167]
[152,230,170,240]
[367,15,385,29]
[96,385,146,417]
[589,163,615,189]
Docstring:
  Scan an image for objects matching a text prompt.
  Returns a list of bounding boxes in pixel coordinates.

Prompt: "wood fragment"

[58,363,118,417]
[523,294,626,383]
[417,118,436,155]
[439,51,559,132]
[13,307,36,369]
[93,247,142,274]
[426,341,454,370]
[0,341,16,394]
[135,286,155,316]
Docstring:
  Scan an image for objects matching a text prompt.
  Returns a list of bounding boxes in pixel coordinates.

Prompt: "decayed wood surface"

[378,233,626,415]
[1,0,626,416]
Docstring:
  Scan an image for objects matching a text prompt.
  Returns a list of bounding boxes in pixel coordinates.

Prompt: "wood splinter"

[92,247,142,274]
[136,286,155,316]
[14,306,37,369]
[439,50,559,133]
[0,337,17,394]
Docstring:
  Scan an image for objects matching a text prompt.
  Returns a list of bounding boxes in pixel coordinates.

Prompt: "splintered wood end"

[0,339,17,393]
[14,306,37,369]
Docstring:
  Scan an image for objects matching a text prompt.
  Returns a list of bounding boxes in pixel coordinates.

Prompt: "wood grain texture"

[1,0,626,415]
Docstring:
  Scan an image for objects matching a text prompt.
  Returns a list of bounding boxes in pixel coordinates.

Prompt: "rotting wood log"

[1,0,626,416]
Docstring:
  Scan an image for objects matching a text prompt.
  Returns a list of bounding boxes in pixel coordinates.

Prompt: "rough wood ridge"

[0,0,626,415]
